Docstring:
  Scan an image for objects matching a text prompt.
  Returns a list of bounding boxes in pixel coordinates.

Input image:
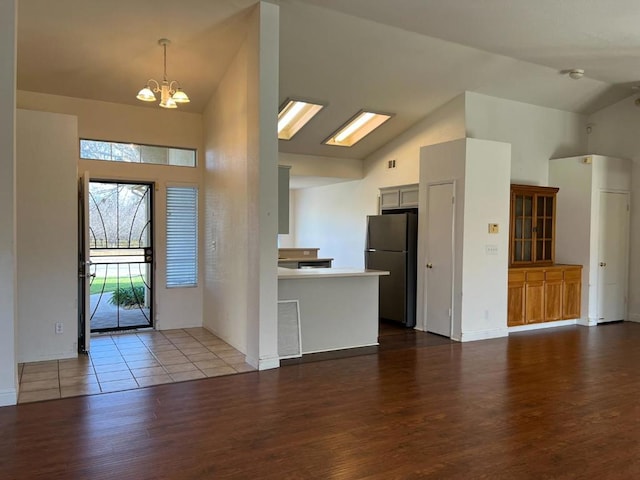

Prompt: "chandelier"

[136,38,190,109]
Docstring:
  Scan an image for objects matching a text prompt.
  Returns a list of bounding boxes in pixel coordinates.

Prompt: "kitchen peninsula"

[278,267,389,355]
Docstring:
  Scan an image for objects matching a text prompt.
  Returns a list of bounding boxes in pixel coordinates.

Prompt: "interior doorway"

[83,181,154,333]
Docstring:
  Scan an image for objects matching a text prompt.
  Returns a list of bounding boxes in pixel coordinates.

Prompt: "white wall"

[550,154,632,324]
[203,24,251,354]
[587,96,640,321]
[0,0,18,406]
[249,1,280,370]
[203,1,280,370]
[17,110,78,362]
[465,92,588,184]
[549,155,594,323]
[17,93,205,332]
[293,94,466,268]
[419,138,510,342]
[279,152,363,180]
[17,91,202,150]
[418,139,466,340]
[460,139,510,340]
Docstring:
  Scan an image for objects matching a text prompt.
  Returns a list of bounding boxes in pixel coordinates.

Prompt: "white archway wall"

[587,95,640,322]
[0,0,18,406]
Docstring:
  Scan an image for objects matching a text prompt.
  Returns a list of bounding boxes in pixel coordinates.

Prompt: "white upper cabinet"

[379,183,419,211]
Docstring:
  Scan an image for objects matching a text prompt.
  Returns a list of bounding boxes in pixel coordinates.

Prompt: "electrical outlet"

[55,322,63,334]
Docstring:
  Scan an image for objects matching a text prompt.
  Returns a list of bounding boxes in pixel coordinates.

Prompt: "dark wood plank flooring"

[2,322,640,479]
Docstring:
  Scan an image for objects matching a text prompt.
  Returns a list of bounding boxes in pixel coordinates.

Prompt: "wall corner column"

[0,0,19,406]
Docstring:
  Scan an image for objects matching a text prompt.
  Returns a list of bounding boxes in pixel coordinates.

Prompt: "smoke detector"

[568,69,585,80]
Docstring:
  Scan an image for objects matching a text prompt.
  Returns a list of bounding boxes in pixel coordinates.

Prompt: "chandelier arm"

[147,79,160,92]
[168,80,181,95]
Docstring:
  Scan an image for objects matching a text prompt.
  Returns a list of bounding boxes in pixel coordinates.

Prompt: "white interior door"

[425,183,454,337]
[78,171,91,353]
[597,191,629,323]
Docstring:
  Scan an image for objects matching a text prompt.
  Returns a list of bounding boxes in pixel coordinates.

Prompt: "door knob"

[599,262,607,267]
[426,263,433,269]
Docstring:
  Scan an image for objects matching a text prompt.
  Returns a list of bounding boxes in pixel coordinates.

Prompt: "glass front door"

[88,181,153,332]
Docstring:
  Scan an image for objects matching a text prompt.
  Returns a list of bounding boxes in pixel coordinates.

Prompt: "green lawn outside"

[90,276,145,295]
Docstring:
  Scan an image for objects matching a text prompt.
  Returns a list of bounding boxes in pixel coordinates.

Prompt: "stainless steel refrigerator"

[365,212,418,327]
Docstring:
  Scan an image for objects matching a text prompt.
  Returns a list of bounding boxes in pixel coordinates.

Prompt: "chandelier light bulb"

[136,86,156,102]
[172,88,190,103]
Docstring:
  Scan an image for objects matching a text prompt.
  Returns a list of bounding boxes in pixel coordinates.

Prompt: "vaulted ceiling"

[16,0,639,160]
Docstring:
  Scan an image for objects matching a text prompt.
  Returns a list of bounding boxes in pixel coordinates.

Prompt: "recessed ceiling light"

[278,99,325,140]
[324,110,393,147]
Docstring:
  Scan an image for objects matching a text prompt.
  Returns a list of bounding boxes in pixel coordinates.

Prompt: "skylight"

[277,99,324,140]
[324,110,393,147]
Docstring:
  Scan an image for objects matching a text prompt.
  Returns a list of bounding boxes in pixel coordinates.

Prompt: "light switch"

[485,245,498,255]
[488,223,499,234]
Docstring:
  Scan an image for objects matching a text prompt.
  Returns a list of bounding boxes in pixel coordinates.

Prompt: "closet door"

[597,191,629,323]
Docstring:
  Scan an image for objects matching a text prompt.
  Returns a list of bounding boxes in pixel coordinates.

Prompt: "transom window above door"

[80,139,196,167]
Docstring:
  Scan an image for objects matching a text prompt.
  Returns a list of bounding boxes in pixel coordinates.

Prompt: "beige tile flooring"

[18,327,256,404]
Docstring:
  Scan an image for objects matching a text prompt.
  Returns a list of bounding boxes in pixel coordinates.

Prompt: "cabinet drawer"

[564,268,582,281]
[545,270,563,282]
[526,271,545,282]
[508,271,525,283]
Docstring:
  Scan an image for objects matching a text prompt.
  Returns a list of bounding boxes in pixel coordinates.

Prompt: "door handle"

[426,263,433,269]
[599,262,607,267]
[79,273,96,278]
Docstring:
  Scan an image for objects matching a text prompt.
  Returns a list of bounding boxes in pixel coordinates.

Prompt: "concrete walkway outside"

[90,292,151,330]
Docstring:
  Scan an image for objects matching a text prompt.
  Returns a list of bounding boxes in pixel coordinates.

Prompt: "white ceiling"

[16,0,639,160]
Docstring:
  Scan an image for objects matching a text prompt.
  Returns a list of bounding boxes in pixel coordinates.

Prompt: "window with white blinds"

[166,186,198,287]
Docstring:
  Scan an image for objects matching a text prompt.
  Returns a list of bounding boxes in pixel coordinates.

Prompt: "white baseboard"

[459,328,509,342]
[244,355,258,369]
[576,317,598,327]
[258,356,280,371]
[0,388,18,407]
[627,313,640,323]
[302,342,379,355]
[18,352,77,364]
[509,319,577,333]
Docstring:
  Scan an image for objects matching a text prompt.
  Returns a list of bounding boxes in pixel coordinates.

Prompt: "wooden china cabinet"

[507,184,582,327]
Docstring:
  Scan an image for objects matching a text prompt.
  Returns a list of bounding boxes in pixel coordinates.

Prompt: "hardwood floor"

[2,322,640,479]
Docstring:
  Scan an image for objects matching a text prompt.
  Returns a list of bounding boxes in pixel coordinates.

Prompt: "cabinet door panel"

[508,283,525,326]
[563,269,582,319]
[525,282,545,323]
[544,281,563,321]
[380,189,400,209]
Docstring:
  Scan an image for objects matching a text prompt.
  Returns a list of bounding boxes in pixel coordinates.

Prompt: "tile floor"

[18,327,256,404]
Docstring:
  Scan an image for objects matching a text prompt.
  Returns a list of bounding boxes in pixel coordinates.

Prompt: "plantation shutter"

[166,186,198,287]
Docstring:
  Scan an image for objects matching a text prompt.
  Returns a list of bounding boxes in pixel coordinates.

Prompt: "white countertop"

[277,267,390,279]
